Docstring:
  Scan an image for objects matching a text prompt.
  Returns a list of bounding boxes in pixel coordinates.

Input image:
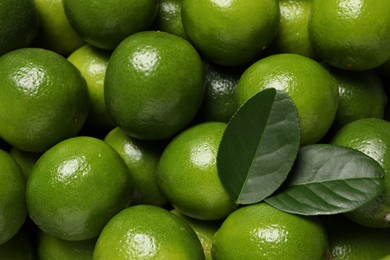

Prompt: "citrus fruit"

[270,0,317,59]
[26,136,132,241]
[38,231,96,260]
[0,0,39,56]
[0,149,27,245]
[326,66,387,131]
[330,118,390,228]
[104,127,167,206]
[10,147,41,179]
[308,0,390,70]
[197,61,241,123]
[68,44,115,132]
[104,31,204,140]
[93,205,205,259]
[0,229,36,260]
[211,202,328,260]
[236,53,339,145]
[0,48,89,152]
[63,0,159,50]
[171,209,220,260]
[33,0,85,56]
[157,122,234,220]
[324,215,390,260]
[181,0,279,66]
[155,0,188,40]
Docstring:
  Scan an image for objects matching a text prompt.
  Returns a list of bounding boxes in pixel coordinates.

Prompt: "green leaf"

[217,88,300,205]
[265,144,385,215]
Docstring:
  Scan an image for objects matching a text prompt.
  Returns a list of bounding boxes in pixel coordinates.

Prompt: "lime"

[324,215,390,259]
[211,203,328,260]
[182,0,279,66]
[326,66,387,131]
[330,118,390,228]
[68,44,115,132]
[158,122,234,220]
[93,205,205,259]
[197,61,241,123]
[155,0,188,40]
[10,147,41,179]
[0,48,89,152]
[33,0,85,56]
[309,0,390,70]
[63,0,159,50]
[270,0,317,59]
[0,0,39,56]
[26,136,132,240]
[105,31,204,140]
[0,150,27,245]
[38,231,95,260]
[236,53,339,145]
[104,127,167,206]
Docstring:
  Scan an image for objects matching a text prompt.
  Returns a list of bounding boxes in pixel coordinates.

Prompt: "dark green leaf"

[265,144,385,215]
[217,88,300,205]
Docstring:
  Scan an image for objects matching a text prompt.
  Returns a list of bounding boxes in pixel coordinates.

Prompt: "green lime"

[212,203,328,260]
[158,122,234,220]
[330,118,390,228]
[197,61,241,123]
[236,53,339,145]
[104,127,167,206]
[182,0,279,66]
[63,0,159,50]
[324,215,390,260]
[26,136,132,241]
[68,44,115,132]
[33,0,85,56]
[171,209,220,260]
[10,147,41,179]
[104,31,204,140]
[270,0,317,59]
[326,66,387,131]
[0,48,89,152]
[0,0,39,56]
[309,0,390,70]
[0,150,27,245]
[155,0,188,40]
[38,231,95,260]
[93,205,205,259]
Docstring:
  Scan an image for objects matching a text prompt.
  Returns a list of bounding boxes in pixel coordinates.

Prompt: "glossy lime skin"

[0,0,39,56]
[197,61,240,123]
[331,118,390,228]
[34,0,85,56]
[270,0,317,59]
[211,203,328,260]
[327,67,387,131]
[93,205,205,260]
[105,31,205,140]
[182,0,279,66]
[104,127,167,206]
[63,0,159,50]
[68,44,115,132]
[26,136,132,241]
[325,215,390,259]
[38,232,95,260]
[236,53,339,145]
[158,122,234,220]
[309,0,390,70]
[156,0,188,40]
[0,48,89,152]
[0,150,27,245]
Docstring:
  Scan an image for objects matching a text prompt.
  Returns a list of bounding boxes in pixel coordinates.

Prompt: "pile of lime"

[1,0,390,259]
